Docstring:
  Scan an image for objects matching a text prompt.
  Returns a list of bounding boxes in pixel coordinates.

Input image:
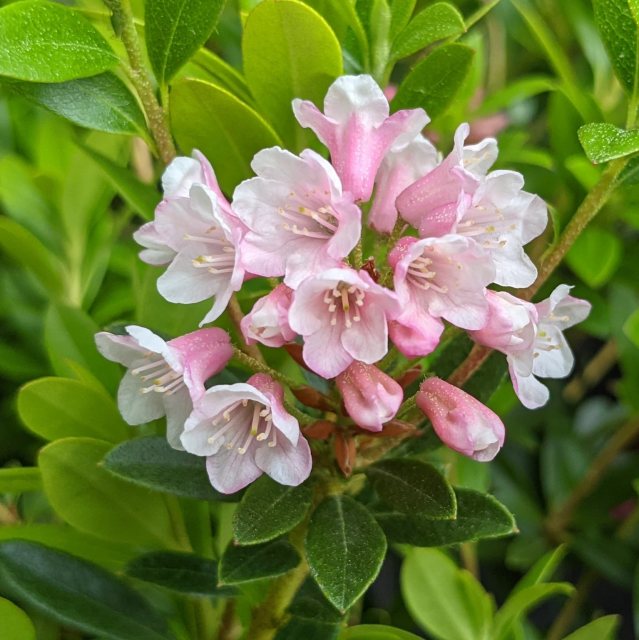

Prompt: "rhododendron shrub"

[1,0,637,638]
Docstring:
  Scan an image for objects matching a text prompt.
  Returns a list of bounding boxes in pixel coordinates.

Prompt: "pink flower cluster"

[96,75,590,492]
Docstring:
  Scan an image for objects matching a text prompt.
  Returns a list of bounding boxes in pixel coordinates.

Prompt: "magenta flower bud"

[416,377,505,462]
[336,362,403,432]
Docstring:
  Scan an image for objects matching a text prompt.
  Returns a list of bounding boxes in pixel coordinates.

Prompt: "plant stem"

[102,0,176,164]
[227,295,266,364]
[232,348,302,390]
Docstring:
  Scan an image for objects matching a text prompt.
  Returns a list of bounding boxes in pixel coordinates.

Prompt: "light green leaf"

[579,122,639,163]
[0,467,42,494]
[6,73,147,137]
[0,0,117,82]
[242,0,343,149]
[563,615,620,640]
[39,438,175,548]
[170,78,281,193]
[391,2,465,61]
[191,48,254,105]
[376,488,516,547]
[393,43,474,118]
[17,377,128,443]
[0,541,174,640]
[511,545,567,595]
[366,459,456,519]
[145,0,225,85]
[475,75,556,116]
[389,0,417,40]
[219,539,300,585]
[233,476,313,545]
[623,308,639,347]
[401,548,493,640]
[566,226,622,288]
[305,495,386,612]
[0,597,36,640]
[339,625,422,640]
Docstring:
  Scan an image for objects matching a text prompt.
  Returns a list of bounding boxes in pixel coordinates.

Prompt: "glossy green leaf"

[126,551,233,596]
[566,226,622,288]
[391,2,465,61]
[393,43,474,118]
[0,467,42,494]
[233,476,313,545]
[401,548,493,640]
[0,0,117,82]
[593,0,639,94]
[171,78,281,193]
[339,625,422,640]
[6,73,147,137]
[0,597,36,640]
[219,539,300,585]
[145,0,225,85]
[102,436,234,501]
[39,438,175,548]
[579,122,639,163]
[243,0,343,149]
[376,488,517,547]
[18,377,128,443]
[305,495,386,612]
[366,459,456,518]
[0,541,174,640]
[560,615,620,640]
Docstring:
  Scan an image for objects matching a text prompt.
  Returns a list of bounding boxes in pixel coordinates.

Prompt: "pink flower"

[288,267,399,379]
[416,377,505,461]
[293,75,429,201]
[233,147,361,288]
[389,235,495,331]
[368,134,439,233]
[336,362,403,431]
[180,374,312,494]
[95,326,232,449]
[241,284,296,348]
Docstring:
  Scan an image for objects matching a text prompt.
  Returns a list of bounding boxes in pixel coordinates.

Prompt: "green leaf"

[0,541,174,640]
[219,539,300,585]
[191,48,254,105]
[126,551,233,596]
[242,0,343,149]
[562,615,620,640]
[579,122,639,163]
[511,545,567,595]
[623,308,639,347]
[170,78,281,193]
[0,597,36,640]
[366,459,456,519]
[77,142,158,220]
[491,583,574,640]
[233,476,313,545]
[6,73,147,137]
[39,438,175,548]
[391,2,465,61]
[593,0,639,94]
[339,625,423,640]
[17,377,128,443]
[0,0,117,82]
[389,0,417,40]
[401,548,493,640]
[392,43,474,119]
[0,467,42,494]
[376,488,517,547]
[305,495,386,612]
[145,0,225,85]
[102,436,235,501]
[475,75,556,116]
[462,351,508,404]
[0,218,65,298]
[566,226,622,288]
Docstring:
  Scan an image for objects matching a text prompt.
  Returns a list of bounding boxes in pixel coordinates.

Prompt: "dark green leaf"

[6,73,147,137]
[126,551,234,596]
[462,351,508,404]
[276,618,340,640]
[219,539,300,585]
[0,0,117,82]
[393,43,474,118]
[242,0,343,149]
[391,2,465,61]
[376,488,517,546]
[340,625,423,640]
[170,78,281,193]
[305,495,386,612]
[0,541,174,640]
[563,616,620,640]
[103,436,236,501]
[366,459,456,519]
[593,0,639,94]
[145,0,225,85]
[0,596,36,640]
[579,122,639,163]
[233,476,313,545]
[0,467,42,494]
